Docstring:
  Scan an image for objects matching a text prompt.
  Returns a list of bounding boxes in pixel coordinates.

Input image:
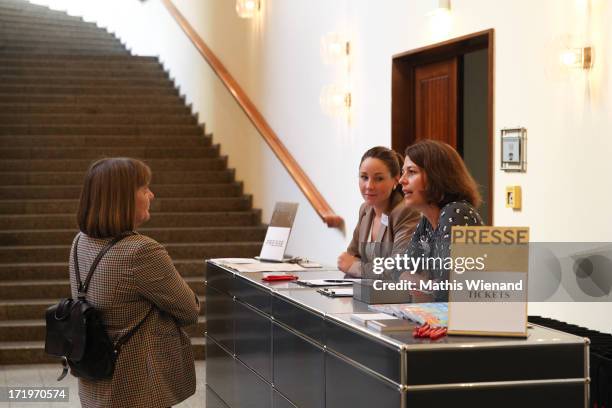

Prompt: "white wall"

[31,0,612,333]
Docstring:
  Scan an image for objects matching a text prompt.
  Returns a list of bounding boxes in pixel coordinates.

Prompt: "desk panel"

[205,285,234,352]
[325,317,401,383]
[206,263,234,294]
[272,293,326,344]
[273,390,298,408]
[325,351,401,408]
[206,336,234,407]
[234,300,272,382]
[405,381,585,407]
[206,386,230,408]
[273,322,324,408]
[406,341,585,386]
[234,275,272,314]
[234,354,272,408]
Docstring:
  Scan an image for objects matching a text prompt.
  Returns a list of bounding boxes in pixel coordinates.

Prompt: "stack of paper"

[210,258,305,272]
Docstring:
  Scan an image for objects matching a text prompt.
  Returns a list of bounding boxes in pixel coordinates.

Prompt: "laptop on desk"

[258,202,299,262]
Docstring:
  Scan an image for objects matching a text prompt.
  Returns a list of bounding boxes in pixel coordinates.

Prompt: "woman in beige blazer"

[338,147,420,279]
[70,157,200,408]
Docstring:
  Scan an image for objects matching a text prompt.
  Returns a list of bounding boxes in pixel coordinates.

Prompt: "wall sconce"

[428,0,451,16]
[320,85,351,118]
[320,32,350,65]
[560,46,593,69]
[235,0,260,19]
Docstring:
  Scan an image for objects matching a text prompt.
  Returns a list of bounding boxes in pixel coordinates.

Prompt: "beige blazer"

[346,191,420,278]
[69,232,200,408]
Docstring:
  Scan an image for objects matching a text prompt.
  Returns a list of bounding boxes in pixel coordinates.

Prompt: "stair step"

[0,226,267,245]
[0,94,184,105]
[0,49,129,56]
[0,16,101,30]
[0,182,243,200]
[0,66,167,78]
[0,134,209,147]
[0,113,197,126]
[0,84,178,96]
[0,298,56,320]
[0,273,212,299]
[0,124,205,136]
[0,157,227,172]
[0,36,124,48]
[0,54,159,68]
[0,6,87,20]
[0,10,91,23]
[0,210,260,229]
[0,316,206,341]
[0,337,205,364]
[0,196,251,215]
[0,341,60,364]
[0,259,210,282]
[0,145,218,160]
[0,41,125,52]
[0,29,115,42]
[0,104,187,116]
[0,76,173,88]
[0,169,233,186]
[0,259,213,282]
[0,9,86,23]
[0,241,261,264]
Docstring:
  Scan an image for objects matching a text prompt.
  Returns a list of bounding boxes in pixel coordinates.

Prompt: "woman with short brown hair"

[71,157,200,408]
[399,140,483,301]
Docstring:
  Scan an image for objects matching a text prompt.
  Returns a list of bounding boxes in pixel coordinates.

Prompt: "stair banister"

[161,0,343,229]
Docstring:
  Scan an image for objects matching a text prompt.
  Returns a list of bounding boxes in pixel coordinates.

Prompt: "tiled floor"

[0,362,206,407]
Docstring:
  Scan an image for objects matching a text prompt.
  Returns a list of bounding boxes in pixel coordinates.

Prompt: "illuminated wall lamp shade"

[235,0,260,19]
[560,46,593,69]
[320,32,350,65]
[320,85,351,117]
[428,0,451,16]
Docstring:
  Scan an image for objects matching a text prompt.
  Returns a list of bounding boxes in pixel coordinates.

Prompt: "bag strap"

[114,306,154,353]
[73,232,133,297]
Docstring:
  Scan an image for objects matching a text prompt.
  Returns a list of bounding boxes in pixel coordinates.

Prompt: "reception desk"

[204,261,589,408]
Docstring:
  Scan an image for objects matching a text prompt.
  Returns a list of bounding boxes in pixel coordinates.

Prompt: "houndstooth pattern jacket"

[68,232,201,408]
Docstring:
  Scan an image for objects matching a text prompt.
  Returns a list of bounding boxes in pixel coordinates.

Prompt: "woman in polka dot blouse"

[398,140,484,301]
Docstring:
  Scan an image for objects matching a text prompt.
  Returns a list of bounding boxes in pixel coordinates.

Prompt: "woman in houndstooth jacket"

[70,157,200,408]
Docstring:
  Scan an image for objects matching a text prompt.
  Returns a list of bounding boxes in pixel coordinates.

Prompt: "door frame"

[391,29,494,224]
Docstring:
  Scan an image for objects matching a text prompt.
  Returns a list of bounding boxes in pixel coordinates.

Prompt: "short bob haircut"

[77,158,151,238]
[405,140,482,208]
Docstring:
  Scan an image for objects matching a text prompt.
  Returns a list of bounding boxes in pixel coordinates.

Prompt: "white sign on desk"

[447,226,529,338]
[258,202,299,262]
[259,226,292,261]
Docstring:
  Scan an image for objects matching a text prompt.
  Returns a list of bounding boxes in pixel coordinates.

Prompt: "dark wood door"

[414,57,459,148]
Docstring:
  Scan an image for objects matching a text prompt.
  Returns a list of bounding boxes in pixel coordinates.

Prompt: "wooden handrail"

[161,0,343,228]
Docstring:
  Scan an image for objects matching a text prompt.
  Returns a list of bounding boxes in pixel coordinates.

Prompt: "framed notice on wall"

[447,226,530,338]
[500,127,526,172]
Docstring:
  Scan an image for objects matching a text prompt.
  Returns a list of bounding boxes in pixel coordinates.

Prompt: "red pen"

[262,274,298,282]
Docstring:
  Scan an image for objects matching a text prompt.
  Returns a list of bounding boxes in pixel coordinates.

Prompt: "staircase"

[0,0,265,364]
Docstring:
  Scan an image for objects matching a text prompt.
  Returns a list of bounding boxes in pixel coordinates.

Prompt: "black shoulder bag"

[44,233,150,381]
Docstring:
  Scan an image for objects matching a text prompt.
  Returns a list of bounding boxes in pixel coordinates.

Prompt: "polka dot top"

[403,201,483,300]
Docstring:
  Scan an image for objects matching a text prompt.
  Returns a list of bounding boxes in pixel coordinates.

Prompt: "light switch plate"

[506,186,522,210]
